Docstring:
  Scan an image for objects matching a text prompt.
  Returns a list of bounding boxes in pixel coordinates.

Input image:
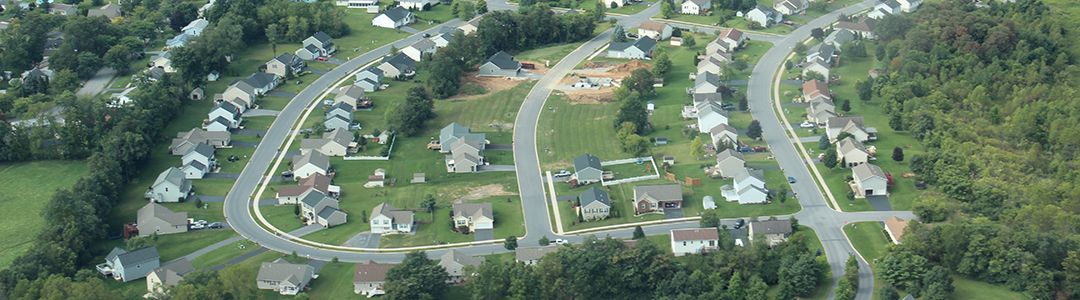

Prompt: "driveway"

[477,165,516,172]
[663,208,684,219]
[866,195,893,211]
[204,173,240,179]
[303,67,329,75]
[344,232,381,248]
[231,128,268,136]
[243,109,280,117]
[401,26,421,34]
[473,229,494,241]
[232,141,259,148]
[266,91,298,98]
[487,144,514,150]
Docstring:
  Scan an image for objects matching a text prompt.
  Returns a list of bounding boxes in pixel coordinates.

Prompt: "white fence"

[601,156,653,166]
[600,156,661,186]
[342,136,396,160]
[603,174,660,186]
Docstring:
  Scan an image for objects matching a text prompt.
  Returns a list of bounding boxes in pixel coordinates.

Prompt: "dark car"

[734,219,746,229]
[209,222,223,229]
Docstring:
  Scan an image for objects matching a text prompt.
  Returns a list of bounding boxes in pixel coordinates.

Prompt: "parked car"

[788,176,796,183]
[209,222,223,229]
[422,33,431,38]
[800,122,815,128]
[733,219,746,229]
[554,170,572,177]
[555,239,568,245]
[739,147,752,152]
[316,56,329,61]
[752,146,766,152]
[627,33,639,38]
[819,153,825,162]
[782,21,795,25]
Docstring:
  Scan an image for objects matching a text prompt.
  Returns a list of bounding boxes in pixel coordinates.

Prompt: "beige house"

[803,58,831,81]
[805,98,837,126]
[354,260,397,296]
[301,128,354,157]
[256,259,315,295]
[710,123,738,149]
[137,203,188,236]
[452,201,494,232]
[371,203,414,234]
[300,189,347,227]
[292,151,330,179]
[265,53,305,78]
[633,184,683,213]
[170,128,230,155]
[146,258,194,297]
[671,228,719,256]
[836,137,870,167]
[439,250,485,283]
[884,216,910,244]
[221,84,255,109]
[276,173,337,205]
[827,116,872,142]
[577,186,612,220]
[458,15,482,35]
[515,245,559,265]
[749,219,792,246]
[714,149,746,178]
[852,163,888,196]
[638,21,672,41]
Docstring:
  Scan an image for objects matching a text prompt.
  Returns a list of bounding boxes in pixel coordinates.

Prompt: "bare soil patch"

[558,60,653,104]
[458,184,518,201]
[445,60,547,101]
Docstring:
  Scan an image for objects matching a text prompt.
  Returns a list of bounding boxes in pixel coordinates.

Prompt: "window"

[383,220,389,225]
[709,240,715,246]
[682,241,686,246]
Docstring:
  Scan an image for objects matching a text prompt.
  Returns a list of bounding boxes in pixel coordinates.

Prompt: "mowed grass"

[92,229,239,265]
[431,81,536,132]
[216,147,256,174]
[0,161,88,268]
[842,221,889,262]
[537,94,628,169]
[334,9,414,59]
[191,238,258,269]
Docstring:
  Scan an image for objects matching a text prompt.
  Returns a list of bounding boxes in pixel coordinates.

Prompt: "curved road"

[220,2,914,299]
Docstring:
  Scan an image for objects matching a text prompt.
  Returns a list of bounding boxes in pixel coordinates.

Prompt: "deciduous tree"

[384,251,448,300]
[504,236,518,250]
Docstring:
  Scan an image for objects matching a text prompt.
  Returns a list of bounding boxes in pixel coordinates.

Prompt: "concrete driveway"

[473,229,494,241]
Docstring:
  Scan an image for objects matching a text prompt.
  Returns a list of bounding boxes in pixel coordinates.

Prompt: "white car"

[800,122,815,128]
[554,239,568,245]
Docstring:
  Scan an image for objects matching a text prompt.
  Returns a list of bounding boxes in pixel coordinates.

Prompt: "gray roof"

[327,101,355,116]
[382,52,416,72]
[239,72,280,88]
[138,203,188,227]
[697,71,720,88]
[751,220,792,234]
[185,142,215,159]
[88,3,121,18]
[686,0,709,6]
[311,31,333,44]
[373,202,414,223]
[693,92,723,103]
[483,51,521,70]
[633,184,683,202]
[578,186,611,208]
[359,66,384,79]
[438,26,462,34]
[808,44,835,59]
[837,137,868,155]
[293,151,329,172]
[573,154,602,173]
[300,189,334,208]
[184,160,207,172]
[213,101,241,116]
[753,4,780,16]
[440,249,485,270]
[208,116,232,129]
[733,168,765,183]
[715,149,744,163]
[410,38,436,51]
[825,28,855,46]
[381,7,411,22]
[634,37,657,52]
[151,258,195,286]
[354,260,397,282]
[111,246,160,268]
[515,245,559,261]
[827,116,865,129]
[154,167,188,188]
[608,41,633,52]
[302,44,320,55]
[257,259,314,286]
[882,0,900,8]
[453,201,494,221]
[271,53,304,69]
[853,163,886,181]
[440,122,485,147]
[318,206,345,220]
[324,114,351,129]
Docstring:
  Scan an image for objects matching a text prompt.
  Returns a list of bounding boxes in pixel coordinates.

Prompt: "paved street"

[76,67,117,97]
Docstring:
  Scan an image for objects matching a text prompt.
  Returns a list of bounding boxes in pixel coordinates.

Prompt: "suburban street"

[218,1,916,299]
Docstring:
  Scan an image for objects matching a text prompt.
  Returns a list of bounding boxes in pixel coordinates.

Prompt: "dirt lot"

[458,184,518,201]
[447,60,549,101]
[557,60,653,104]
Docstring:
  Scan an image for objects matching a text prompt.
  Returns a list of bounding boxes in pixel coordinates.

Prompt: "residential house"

[607,37,657,59]
[802,58,830,81]
[221,83,255,109]
[802,79,830,101]
[709,123,738,149]
[301,128,354,157]
[439,123,487,173]
[400,0,436,9]
[695,98,729,133]
[97,247,160,282]
[354,67,384,92]
[749,219,792,246]
[806,44,836,64]
[109,86,138,107]
[302,31,336,57]
[836,137,869,167]
[836,17,877,39]
[633,184,683,213]
[730,168,767,204]
[402,38,436,62]
[300,189,347,227]
[681,0,710,14]
[232,72,281,95]
[439,250,484,283]
[49,3,76,15]
[432,27,461,47]
[714,149,746,178]
[774,0,807,15]
[572,153,604,184]
[181,143,216,179]
[88,3,120,18]
[324,102,354,131]
[171,128,230,155]
[136,203,188,236]
[695,71,721,94]
[292,151,330,179]
[696,54,728,76]
[166,33,192,50]
[372,7,414,29]
[146,259,194,296]
[336,0,378,8]
[824,28,855,48]
[805,98,837,126]
[515,245,559,265]
[602,0,626,7]
[256,259,315,295]
[458,15,482,34]
[204,117,234,134]
[295,44,324,61]
[276,173,336,205]
[866,0,900,19]
[335,84,370,109]
[637,20,672,40]
[150,167,191,203]
[324,115,351,132]
[207,102,243,131]
[852,163,888,196]
[377,52,416,78]
[151,51,176,73]
[478,51,522,77]
[826,116,872,142]
[452,200,494,232]
[265,53,305,78]
[181,19,209,36]
[717,28,745,50]
[883,216,909,244]
[353,261,397,296]
[896,0,921,12]
[706,38,734,55]
[671,228,719,256]
[370,202,414,234]
[745,5,782,28]
[577,186,612,220]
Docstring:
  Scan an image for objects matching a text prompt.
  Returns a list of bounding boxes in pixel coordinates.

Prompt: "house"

[402,38,436,62]
[671,228,719,256]
[146,258,194,296]
[150,167,191,203]
[852,163,888,196]
[166,33,193,50]
[697,54,727,77]
[171,128,230,155]
[49,3,76,15]
[577,187,612,220]
[151,51,176,73]
[336,0,378,8]
[439,250,484,283]
[365,168,385,188]
[372,7,414,29]
[773,0,806,15]
[324,115,351,132]
[292,151,330,179]
[633,184,683,213]
[354,67,384,92]
[607,37,657,59]
[824,28,856,48]
[295,44,323,61]
[695,71,720,94]
[866,0,900,19]
[714,149,746,178]
[802,58,830,81]
[265,53,305,78]
[836,17,877,39]
[88,3,121,18]
[709,123,738,148]
[718,28,745,50]
[478,51,522,77]
[638,21,672,41]
[207,102,243,130]
[370,203,414,234]
[438,123,485,152]
[137,203,188,236]
[836,137,870,166]
[681,0,710,14]
[300,189,347,227]
[432,30,458,48]
[706,39,734,56]
[256,259,315,295]
[458,15,482,34]
[231,72,281,95]
[221,84,255,109]
[572,154,604,184]
[97,247,160,282]
[182,143,217,179]
[377,52,416,78]
[745,5,782,28]
[277,173,336,205]
[806,44,836,64]
[109,86,138,107]
[324,102,354,129]
[301,128,354,157]
[452,200,494,232]
[749,219,792,246]
[802,79,830,102]
[302,31,336,57]
[204,117,234,135]
[400,0,436,9]
[602,0,625,8]
[827,116,872,142]
[181,19,209,36]
[440,123,487,173]
[353,261,397,296]
[896,0,921,12]
[805,98,837,126]
[883,216,909,244]
[335,84,370,109]
[730,168,767,204]
[515,245,559,265]
[695,99,729,134]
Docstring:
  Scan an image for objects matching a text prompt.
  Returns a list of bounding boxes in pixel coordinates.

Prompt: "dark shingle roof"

[312,31,333,44]
[751,220,792,234]
[578,186,611,208]
[382,7,411,22]
[483,51,521,70]
[114,246,160,267]
[574,154,602,173]
[382,52,416,72]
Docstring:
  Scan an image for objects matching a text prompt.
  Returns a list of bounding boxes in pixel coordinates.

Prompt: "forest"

[867,1,1080,299]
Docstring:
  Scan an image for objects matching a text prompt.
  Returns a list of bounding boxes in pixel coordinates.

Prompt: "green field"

[842,221,889,262]
[334,9,415,59]
[0,161,89,268]
[216,147,256,174]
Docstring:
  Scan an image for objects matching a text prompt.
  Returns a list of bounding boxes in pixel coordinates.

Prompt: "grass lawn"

[555,182,666,232]
[644,234,672,254]
[262,204,307,233]
[737,40,775,65]
[605,161,658,181]
[430,81,536,133]
[842,221,889,262]
[192,179,238,196]
[296,261,367,300]
[0,161,88,269]
[276,73,324,94]
[215,147,256,174]
[160,200,226,224]
[656,14,794,35]
[334,9,414,59]
[951,276,1031,300]
[259,95,293,111]
[110,74,135,89]
[485,150,515,165]
[536,93,628,170]
[191,238,258,269]
[244,116,277,132]
[93,229,239,265]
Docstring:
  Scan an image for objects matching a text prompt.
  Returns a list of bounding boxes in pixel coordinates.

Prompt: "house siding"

[478,62,519,77]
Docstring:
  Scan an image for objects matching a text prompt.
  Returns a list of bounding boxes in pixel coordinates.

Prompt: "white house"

[97,247,160,282]
[150,167,191,203]
[774,0,807,15]
[400,0,436,10]
[146,259,195,296]
[452,201,494,232]
[681,0,710,14]
[717,28,745,50]
[695,100,729,134]
[852,163,888,196]
[291,151,330,179]
[836,137,870,167]
[731,168,768,205]
[181,19,209,36]
[577,186,612,220]
[826,116,871,142]
[353,261,396,296]
[439,250,484,283]
[515,246,559,265]
[749,220,792,246]
[402,38,436,62]
[745,5,782,28]
[896,0,922,12]
[637,21,672,40]
[602,0,626,8]
[607,37,657,59]
[181,143,216,179]
[372,7,414,29]
[709,123,739,149]
[300,189,347,227]
[370,202,414,234]
[256,259,315,295]
[671,228,719,256]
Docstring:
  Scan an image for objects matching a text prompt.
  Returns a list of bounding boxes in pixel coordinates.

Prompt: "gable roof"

[327,101,355,115]
[638,20,668,33]
[672,228,719,241]
[440,249,484,270]
[453,201,494,221]
[633,184,683,202]
[278,173,332,197]
[752,4,780,16]
[836,17,877,32]
[710,123,738,137]
[884,216,909,243]
[752,220,792,234]
[185,142,216,159]
[802,79,828,98]
[354,260,397,283]
[138,203,188,226]
[578,186,611,208]
[734,168,765,183]
[715,149,745,164]
[693,92,723,104]
[825,28,855,46]
[380,7,412,22]
[483,51,521,70]
[257,259,314,286]
[311,31,333,44]
[852,163,887,181]
[151,258,195,286]
[697,71,720,88]
[213,101,241,117]
[111,246,160,267]
[382,52,416,72]
[318,206,345,220]
[515,245,559,261]
[409,38,436,51]
[154,167,188,188]
[573,154,602,173]
[270,53,303,68]
[827,116,865,129]
[807,44,835,59]
[718,28,743,42]
[837,137,868,155]
[182,19,209,33]
[300,189,335,208]
[88,3,121,18]
[372,202,413,222]
[685,0,709,6]
[293,151,329,172]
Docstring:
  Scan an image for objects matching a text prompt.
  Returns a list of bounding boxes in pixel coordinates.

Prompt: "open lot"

[0,161,88,269]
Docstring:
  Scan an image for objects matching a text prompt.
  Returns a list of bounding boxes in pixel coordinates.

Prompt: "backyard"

[0,161,88,269]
